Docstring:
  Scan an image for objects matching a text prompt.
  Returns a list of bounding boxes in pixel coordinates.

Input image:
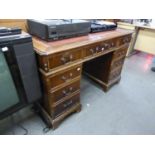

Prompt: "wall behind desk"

[0,19,28,32]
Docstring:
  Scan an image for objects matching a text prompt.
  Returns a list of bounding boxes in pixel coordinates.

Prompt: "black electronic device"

[90,20,117,33]
[0,27,22,37]
[0,32,42,119]
[27,19,91,41]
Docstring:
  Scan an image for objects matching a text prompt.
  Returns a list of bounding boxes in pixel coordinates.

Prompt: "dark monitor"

[0,33,42,120]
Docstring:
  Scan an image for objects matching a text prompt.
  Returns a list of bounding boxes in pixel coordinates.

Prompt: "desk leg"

[35,102,82,130]
[127,26,140,57]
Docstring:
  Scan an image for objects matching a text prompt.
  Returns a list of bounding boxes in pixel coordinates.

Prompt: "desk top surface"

[33,28,133,55]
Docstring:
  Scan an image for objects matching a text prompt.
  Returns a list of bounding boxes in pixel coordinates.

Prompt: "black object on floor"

[151,67,155,72]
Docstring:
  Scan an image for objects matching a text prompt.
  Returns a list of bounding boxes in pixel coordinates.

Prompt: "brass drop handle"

[63,100,73,108]
[61,72,73,81]
[62,87,73,96]
[61,75,67,81]
[61,57,67,63]
[111,42,114,47]
[62,90,67,95]
[95,46,100,52]
[69,54,73,60]
[61,54,73,64]
[104,43,110,48]
[90,48,95,54]
[69,86,73,91]
[123,38,129,43]
[69,72,73,77]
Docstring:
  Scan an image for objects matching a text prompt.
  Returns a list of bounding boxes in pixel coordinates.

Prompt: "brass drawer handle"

[62,87,73,96]
[61,76,67,81]
[61,54,73,64]
[123,38,129,43]
[104,43,110,48]
[62,90,67,95]
[61,57,68,63]
[90,48,95,54]
[96,46,100,52]
[69,54,73,60]
[61,73,73,81]
[69,72,73,77]
[111,42,115,47]
[63,100,73,108]
[69,86,73,91]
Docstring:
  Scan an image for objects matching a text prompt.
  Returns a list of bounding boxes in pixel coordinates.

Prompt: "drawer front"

[51,93,80,118]
[109,68,122,81]
[85,39,116,57]
[45,65,82,91]
[113,47,128,60]
[50,80,80,103]
[111,57,125,70]
[47,49,82,71]
[118,35,132,46]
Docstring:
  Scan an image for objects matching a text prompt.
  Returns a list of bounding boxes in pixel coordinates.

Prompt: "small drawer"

[50,80,80,103]
[42,48,82,72]
[113,47,128,60]
[85,39,116,57]
[118,35,132,46]
[100,39,116,50]
[51,93,80,118]
[85,44,100,57]
[109,68,122,81]
[111,58,125,70]
[44,65,82,91]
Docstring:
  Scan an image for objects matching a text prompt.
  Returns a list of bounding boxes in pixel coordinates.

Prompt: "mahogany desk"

[33,28,133,129]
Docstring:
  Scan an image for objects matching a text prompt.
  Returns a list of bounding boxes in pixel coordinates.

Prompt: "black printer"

[27,19,91,41]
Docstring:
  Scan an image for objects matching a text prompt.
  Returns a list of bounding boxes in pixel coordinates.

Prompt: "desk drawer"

[43,65,82,91]
[109,68,122,81]
[118,35,131,46]
[50,80,80,103]
[111,57,125,70]
[44,49,82,72]
[85,39,116,57]
[113,47,128,60]
[51,93,80,118]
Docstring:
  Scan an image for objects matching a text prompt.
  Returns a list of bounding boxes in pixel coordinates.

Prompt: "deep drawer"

[42,65,82,91]
[51,93,80,118]
[110,57,125,70]
[113,47,128,60]
[109,68,122,81]
[118,34,132,46]
[50,80,80,103]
